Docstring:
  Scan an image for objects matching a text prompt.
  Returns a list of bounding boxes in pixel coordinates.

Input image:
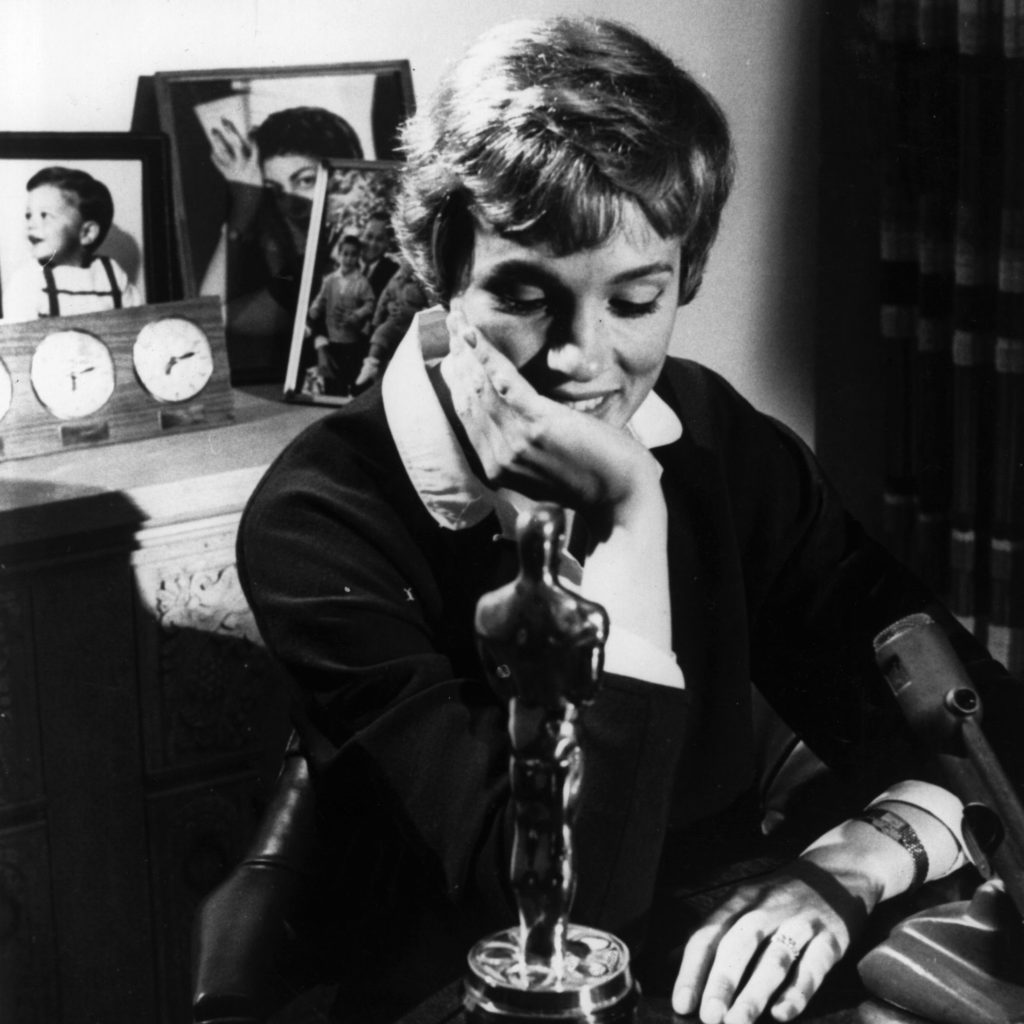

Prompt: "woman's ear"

[79,220,101,249]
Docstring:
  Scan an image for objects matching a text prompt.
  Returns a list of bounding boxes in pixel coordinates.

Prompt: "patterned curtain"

[876,0,1024,678]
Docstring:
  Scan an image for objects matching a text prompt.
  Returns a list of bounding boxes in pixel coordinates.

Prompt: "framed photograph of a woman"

[0,132,175,323]
[153,62,415,384]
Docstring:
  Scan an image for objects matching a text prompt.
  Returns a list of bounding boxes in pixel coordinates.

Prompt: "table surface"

[0,384,328,551]
[393,844,943,1024]
[395,972,934,1024]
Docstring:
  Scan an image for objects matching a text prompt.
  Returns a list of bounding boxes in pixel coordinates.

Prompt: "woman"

[202,105,363,380]
[238,18,1020,1024]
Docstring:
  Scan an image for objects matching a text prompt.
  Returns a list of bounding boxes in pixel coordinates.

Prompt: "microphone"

[873,612,1024,916]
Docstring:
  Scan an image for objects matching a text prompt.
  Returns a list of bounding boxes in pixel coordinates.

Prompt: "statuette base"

[463,925,638,1024]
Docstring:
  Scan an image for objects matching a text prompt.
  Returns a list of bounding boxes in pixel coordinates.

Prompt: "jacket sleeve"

[237,419,690,939]
[702,369,1024,803]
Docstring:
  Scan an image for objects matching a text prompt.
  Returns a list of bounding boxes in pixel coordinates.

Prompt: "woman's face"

[260,154,320,199]
[261,153,319,230]
[452,203,681,429]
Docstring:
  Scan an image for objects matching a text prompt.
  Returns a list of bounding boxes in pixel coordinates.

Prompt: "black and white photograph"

[0,132,174,322]
[154,61,414,382]
[284,159,415,403]
[1,4,1023,1024]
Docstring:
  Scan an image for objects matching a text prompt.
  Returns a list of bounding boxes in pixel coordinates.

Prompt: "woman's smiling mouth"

[548,390,617,415]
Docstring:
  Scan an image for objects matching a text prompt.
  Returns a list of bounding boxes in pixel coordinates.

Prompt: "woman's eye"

[610,295,662,318]
[492,290,547,315]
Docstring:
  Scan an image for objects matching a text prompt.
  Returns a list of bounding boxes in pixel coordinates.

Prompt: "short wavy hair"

[253,106,363,162]
[27,166,115,250]
[395,17,734,306]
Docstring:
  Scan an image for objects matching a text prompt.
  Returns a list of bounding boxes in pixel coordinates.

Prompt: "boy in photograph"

[2,166,141,321]
[305,234,375,397]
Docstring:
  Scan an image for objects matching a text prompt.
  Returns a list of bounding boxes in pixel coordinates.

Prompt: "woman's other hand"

[208,117,262,188]
[672,855,878,1023]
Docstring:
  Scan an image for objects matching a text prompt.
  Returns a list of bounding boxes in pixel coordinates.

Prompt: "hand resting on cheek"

[442,304,664,536]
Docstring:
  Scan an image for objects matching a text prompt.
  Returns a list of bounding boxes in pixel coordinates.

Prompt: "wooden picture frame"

[153,62,415,385]
[0,132,177,321]
[283,159,406,405]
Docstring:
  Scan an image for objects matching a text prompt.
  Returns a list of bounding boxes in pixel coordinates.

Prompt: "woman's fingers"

[696,913,773,1023]
[208,117,260,184]
[673,869,857,1024]
[446,315,540,475]
[717,923,820,1024]
[448,307,538,414]
[672,899,750,1016]
[447,327,524,480]
[769,929,843,1021]
[218,116,249,152]
[688,919,841,1024]
[472,334,535,406]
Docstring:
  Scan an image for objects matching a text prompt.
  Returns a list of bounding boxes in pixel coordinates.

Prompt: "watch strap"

[855,805,929,889]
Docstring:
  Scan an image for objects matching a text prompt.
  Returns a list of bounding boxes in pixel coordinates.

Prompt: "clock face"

[0,358,12,422]
[31,330,116,420]
[133,317,215,403]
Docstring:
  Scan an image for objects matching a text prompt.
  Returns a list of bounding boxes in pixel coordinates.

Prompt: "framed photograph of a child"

[284,159,423,406]
[152,62,415,385]
[0,132,176,323]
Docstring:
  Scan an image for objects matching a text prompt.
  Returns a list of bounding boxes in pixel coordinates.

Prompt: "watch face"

[0,358,12,422]
[133,317,215,402]
[31,330,116,419]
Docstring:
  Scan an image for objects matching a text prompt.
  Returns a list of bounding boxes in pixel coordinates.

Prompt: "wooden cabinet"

[0,390,326,1022]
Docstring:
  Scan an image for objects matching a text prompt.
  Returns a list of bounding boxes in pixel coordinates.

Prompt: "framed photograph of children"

[284,159,423,405]
[0,132,176,324]
[152,61,415,385]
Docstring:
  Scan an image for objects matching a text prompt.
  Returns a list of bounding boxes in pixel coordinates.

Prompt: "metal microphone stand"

[859,613,1024,1024]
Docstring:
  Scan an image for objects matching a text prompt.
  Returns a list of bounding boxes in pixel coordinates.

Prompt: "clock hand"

[165,350,197,374]
[69,365,96,391]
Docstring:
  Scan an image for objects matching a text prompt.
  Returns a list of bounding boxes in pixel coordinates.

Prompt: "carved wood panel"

[133,516,289,778]
[132,514,292,1019]
[0,396,323,1023]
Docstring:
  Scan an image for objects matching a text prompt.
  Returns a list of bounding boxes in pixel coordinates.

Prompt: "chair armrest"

[192,740,326,1023]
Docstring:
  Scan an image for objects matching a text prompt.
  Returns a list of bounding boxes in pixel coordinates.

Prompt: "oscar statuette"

[463,505,639,1024]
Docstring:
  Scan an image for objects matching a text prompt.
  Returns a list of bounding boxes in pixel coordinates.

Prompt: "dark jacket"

[238,356,1020,1018]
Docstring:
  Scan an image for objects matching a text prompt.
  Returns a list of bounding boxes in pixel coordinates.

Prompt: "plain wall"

[0,0,820,442]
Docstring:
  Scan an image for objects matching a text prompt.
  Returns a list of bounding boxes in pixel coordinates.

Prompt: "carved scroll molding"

[154,561,274,765]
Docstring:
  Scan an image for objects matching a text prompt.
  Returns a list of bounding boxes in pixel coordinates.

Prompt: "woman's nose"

[546,311,609,379]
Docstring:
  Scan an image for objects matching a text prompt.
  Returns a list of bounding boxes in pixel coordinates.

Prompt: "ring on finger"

[769,931,803,959]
